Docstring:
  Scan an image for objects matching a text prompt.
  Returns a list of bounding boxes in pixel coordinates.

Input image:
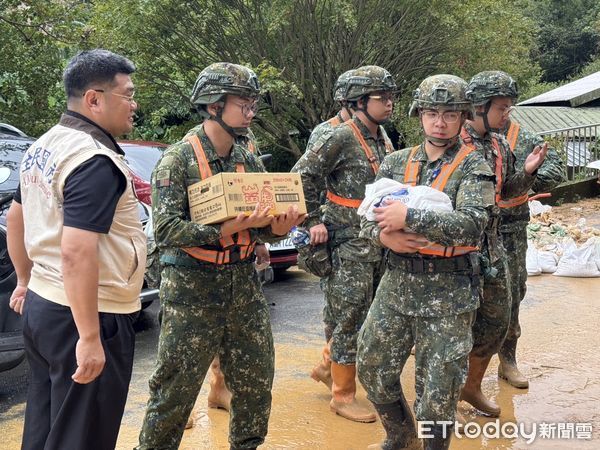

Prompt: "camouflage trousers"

[472,254,512,358]
[137,262,274,450]
[500,224,528,358]
[322,245,380,364]
[357,294,474,422]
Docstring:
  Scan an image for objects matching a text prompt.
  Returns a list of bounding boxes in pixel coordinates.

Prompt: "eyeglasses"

[491,103,515,117]
[230,99,259,116]
[91,89,137,104]
[369,93,395,103]
[421,110,462,123]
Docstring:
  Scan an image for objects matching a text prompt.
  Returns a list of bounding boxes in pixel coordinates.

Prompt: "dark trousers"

[21,290,137,450]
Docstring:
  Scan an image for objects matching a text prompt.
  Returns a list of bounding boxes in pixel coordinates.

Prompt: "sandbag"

[553,242,600,278]
[526,241,542,276]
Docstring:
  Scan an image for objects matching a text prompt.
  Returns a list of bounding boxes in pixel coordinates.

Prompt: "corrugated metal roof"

[518,71,600,107]
[512,106,600,135]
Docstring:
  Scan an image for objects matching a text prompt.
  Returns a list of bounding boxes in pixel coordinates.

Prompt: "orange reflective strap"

[497,194,529,208]
[506,122,520,152]
[403,146,421,186]
[347,121,380,175]
[418,244,478,257]
[491,137,504,203]
[247,140,256,154]
[327,116,342,127]
[185,135,255,265]
[431,144,476,191]
[326,191,363,208]
[186,135,213,180]
[182,247,230,264]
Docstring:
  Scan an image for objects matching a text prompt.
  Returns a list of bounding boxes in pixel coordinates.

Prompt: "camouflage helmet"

[333,69,356,102]
[344,65,396,101]
[409,74,472,117]
[190,62,260,106]
[466,70,518,106]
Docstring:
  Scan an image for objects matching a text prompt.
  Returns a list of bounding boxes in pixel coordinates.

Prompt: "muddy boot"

[498,339,529,389]
[330,362,377,423]
[369,396,421,450]
[454,409,467,435]
[310,342,333,389]
[460,354,500,417]
[185,409,196,429]
[422,424,452,450]
[208,357,232,411]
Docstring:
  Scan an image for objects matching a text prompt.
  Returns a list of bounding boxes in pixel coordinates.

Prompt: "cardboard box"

[188,172,307,224]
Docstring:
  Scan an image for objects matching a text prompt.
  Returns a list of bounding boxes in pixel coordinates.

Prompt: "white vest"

[20,123,146,313]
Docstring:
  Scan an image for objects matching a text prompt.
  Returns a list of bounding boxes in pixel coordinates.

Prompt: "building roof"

[512,106,600,135]
[518,71,600,107]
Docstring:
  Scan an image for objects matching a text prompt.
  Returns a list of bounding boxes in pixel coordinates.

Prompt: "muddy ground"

[0,198,599,449]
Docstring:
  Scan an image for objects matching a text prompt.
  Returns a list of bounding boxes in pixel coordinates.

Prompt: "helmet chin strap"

[358,97,388,125]
[425,134,459,147]
[210,108,249,138]
[476,101,502,133]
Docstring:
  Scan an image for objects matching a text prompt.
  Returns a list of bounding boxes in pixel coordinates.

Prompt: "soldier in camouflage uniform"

[292,66,396,423]
[357,74,495,450]
[304,69,355,391]
[136,63,301,450]
[460,71,548,417]
[498,120,565,388]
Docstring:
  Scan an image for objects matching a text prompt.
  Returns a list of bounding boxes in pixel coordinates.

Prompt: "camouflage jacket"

[151,123,279,266]
[462,123,537,261]
[292,116,392,233]
[500,121,565,229]
[360,142,495,316]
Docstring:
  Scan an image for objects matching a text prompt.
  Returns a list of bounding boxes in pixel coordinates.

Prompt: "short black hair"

[63,49,136,99]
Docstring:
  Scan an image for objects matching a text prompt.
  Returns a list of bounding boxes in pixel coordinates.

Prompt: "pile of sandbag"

[526,200,600,277]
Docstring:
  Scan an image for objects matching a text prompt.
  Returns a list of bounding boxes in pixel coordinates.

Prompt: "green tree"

[0,1,92,136]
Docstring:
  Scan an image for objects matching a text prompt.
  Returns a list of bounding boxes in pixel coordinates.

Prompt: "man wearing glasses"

[292,65,395,423]
[7,49,144,450]
[137,62,301,450]
[459,71,548,417]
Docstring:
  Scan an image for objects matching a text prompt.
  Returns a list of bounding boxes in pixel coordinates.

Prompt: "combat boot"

[460,354,500,417]
[310,342,333,389]
[422,424,452,450]
[330,362,377,423]
[208,358,232,411]
[368,395,421,450]
[498,339,529,388]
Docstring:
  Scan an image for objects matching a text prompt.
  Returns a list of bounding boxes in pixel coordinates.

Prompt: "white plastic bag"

[553,242,600,278]
[581,236,600,271]
[526,241,542,276]
[359,178,453,221]
[529,200,552,216]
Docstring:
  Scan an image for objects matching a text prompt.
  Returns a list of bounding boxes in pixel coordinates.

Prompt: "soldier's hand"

[255,243,270,267]
[9,284,27,315]
[309,223,328,245]
[72,336,106,384]
[374,200,408,232]
[379,229,428,253]
[221,204,272,236]
[271,205,304,236]
[524,142,548,175]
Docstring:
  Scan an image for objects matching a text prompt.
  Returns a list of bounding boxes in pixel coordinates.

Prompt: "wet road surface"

[1,268,598,449]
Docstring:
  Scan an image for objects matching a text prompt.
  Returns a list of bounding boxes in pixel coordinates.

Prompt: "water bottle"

[291,226,311,249]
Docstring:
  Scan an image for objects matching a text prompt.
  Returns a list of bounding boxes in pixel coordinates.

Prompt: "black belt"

[386,251,481,275]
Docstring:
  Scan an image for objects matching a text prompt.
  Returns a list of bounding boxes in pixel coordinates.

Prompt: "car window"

[0,138,34,194]
[121,144,165,181]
